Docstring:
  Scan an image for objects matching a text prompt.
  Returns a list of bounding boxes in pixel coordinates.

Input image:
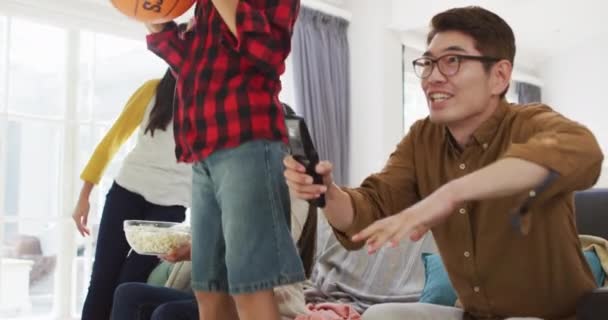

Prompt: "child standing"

[145,1,303,319]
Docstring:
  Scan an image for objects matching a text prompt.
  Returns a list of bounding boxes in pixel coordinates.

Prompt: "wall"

[347,0,403,186]
[345,0,546,186]
[540,32,608,187]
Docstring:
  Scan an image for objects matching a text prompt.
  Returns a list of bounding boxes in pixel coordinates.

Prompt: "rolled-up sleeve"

[146,21,188,72]
[502,105,604,205]
[219,0,299,75]
[332,123,422,250]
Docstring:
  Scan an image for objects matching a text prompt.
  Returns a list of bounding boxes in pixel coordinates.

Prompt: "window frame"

[0,13,161,319]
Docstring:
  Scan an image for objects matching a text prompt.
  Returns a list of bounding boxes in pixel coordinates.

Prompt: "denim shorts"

[190,139,305,294]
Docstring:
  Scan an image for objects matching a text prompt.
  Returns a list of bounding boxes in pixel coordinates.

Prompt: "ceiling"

[390,0,608,69]
[5,0,605,72]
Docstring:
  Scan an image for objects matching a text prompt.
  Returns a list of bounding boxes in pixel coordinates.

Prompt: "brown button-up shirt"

[334,101,604,319]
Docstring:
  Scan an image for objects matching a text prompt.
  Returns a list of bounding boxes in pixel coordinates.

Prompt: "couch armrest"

[577,287,608,320]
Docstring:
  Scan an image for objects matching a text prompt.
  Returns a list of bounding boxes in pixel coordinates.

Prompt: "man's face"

[420,31,496,125]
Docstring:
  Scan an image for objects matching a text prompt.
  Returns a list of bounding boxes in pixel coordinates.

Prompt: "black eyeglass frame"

[412,54,502,79]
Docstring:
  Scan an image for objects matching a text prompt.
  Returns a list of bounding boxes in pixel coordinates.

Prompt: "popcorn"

[124,222,191,255]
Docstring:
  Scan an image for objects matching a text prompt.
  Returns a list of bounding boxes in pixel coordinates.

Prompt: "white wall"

[345,0,546,186]
[347,0,403,186]
[541,33,608,188]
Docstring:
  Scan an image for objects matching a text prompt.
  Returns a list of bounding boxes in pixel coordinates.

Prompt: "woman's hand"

[160,242,192,262]
[72,198,91,237]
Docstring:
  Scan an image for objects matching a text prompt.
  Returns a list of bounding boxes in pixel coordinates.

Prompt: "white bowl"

[123,220,191,255]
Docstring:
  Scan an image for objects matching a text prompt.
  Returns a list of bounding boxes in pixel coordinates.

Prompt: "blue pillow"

[420,250,605,307]
[584,249,606,286]
[419,252,457,306]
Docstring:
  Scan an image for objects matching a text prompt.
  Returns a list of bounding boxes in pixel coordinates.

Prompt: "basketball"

[110,0,196,24]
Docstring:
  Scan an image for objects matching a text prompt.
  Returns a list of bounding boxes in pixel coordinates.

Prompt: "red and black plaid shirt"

[147,0,299,162]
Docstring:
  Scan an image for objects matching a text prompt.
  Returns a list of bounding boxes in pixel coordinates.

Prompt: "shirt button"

[459,208,466,214]
[529,190,536,197]
[482,143,488,149]
[464,251,471,258]
[473,286,480,293]
[459,163,466,170]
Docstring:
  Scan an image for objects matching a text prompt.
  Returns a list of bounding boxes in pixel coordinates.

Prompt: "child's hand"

[145,22,168,33]
[159,242,192,262]
[186,17,195,32]
[178,17,196,40]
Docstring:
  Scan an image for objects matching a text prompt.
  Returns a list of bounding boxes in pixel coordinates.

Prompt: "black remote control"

[284,114,326,208]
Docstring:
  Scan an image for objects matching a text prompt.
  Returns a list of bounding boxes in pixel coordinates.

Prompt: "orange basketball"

[111,0,196,24]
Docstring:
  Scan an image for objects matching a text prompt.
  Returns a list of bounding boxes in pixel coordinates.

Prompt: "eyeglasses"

[412,54,501,79]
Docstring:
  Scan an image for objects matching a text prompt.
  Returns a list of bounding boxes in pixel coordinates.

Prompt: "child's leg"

[233,289,281,320]
[194,291,239,320]
[207,140,306,319]
[190,162,239,319]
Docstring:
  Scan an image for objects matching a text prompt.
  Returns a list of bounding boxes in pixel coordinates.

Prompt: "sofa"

[575,188,608,319]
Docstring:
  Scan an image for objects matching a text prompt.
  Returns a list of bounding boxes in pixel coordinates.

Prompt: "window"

[0,16,165,319]
[506,83,518,103]
[403,71,428,132]
[402,46,428,133]
[5,120,63,220]
[78,32,166,122]
[0,16,6,111]
[1,18,67,318]
[8,20,67,118]
[73,31,167,316]
[279,54,297,111]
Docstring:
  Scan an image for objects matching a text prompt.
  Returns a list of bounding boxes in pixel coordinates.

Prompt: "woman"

[72,69,191,320]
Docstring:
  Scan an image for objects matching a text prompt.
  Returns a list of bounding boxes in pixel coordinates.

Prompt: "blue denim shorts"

[190,140,305,294]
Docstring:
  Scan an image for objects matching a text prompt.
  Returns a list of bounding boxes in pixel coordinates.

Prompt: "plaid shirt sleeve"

[146,22,189,72]
[219,0,300,75]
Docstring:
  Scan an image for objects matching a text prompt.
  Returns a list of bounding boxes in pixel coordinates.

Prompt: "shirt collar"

[443,99,509,151]
[471,99,509,147]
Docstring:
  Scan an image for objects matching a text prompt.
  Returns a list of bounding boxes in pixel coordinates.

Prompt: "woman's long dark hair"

[296,203,317,278]
[144,68,176,136]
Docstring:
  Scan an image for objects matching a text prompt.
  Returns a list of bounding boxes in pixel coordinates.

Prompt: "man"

[284,6,603,320]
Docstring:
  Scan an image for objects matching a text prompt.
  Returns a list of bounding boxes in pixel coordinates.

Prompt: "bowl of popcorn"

[123,220,191,255]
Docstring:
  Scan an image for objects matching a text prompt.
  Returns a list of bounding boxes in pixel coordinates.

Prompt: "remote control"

[284,114,326,208]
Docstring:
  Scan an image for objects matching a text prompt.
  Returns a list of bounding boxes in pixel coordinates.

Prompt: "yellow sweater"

[80,80,160,184]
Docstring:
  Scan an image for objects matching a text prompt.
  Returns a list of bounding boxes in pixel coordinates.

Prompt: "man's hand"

[352,185,457,254]
[283,155,332,201]
[159,242,192,262]
[284,155,355,232]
